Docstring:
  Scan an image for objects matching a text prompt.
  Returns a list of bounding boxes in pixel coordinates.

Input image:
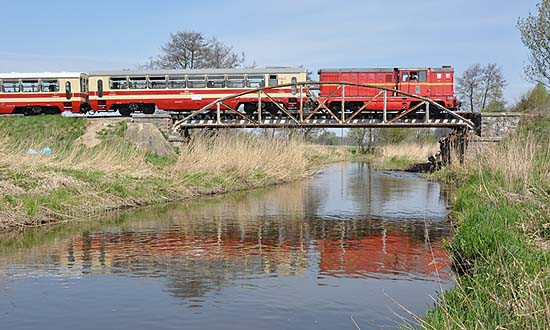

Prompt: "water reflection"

[0,162,453,329]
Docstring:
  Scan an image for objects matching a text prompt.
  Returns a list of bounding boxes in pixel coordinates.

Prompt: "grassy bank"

[419,116,549,329]
[351,141,439,170]
[0,116,348,233]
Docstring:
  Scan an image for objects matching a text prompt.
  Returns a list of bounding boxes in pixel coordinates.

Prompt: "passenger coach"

[0,72,89,114]
[88,68,307,116]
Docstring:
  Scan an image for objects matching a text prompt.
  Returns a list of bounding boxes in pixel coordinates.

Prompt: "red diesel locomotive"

[318,66,459,112]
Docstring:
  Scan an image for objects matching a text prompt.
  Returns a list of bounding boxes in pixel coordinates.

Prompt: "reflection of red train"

[318,234,451,280]
[319,67,459,112]
[0,66,458,116]
[59,229,450,281]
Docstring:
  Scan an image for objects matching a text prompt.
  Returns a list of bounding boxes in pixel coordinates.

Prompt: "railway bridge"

[171,81,477,131]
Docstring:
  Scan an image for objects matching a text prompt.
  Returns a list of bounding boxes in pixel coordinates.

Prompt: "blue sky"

[0,0,540,103]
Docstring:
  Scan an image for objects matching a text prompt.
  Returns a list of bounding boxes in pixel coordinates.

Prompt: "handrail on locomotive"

[172,81,475,132]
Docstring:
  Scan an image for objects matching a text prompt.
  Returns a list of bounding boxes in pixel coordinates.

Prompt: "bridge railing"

[172,81,475,131]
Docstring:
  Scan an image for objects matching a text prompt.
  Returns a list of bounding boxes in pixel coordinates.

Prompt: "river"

[0,162,453,329]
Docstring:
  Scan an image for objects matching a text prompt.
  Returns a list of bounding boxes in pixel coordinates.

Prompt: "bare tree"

[145,31,245,69]
[456,64,483,112]
[457,64,506,112]
[347,128,376,154]
[204,38,245,69]
[517,0,550,88]
[479,63,507,111]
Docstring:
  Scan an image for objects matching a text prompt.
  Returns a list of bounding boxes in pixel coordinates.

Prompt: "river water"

[0,162,453,329]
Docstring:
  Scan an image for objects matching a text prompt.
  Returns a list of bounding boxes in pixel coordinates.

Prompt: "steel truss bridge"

[172,81,476,132]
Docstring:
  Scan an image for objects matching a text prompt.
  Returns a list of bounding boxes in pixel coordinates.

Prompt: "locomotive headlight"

[447,96,456,100]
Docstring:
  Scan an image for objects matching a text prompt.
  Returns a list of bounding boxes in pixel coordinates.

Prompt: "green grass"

[421,118,550,329]
[0,116,86,149]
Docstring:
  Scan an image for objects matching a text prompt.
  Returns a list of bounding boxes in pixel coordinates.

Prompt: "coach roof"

[0,72,85,79]
[89,67,306,77]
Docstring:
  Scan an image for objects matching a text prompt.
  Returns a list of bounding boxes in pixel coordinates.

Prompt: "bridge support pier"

[439,128,469,166]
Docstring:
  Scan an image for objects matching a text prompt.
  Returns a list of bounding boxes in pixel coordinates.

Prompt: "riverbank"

[353,141,438,171]
[0,116,348,234]
[420,115,549,329]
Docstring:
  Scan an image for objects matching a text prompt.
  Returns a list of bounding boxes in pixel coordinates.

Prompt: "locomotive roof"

[89,67,307,77]
[319,67,454,73]
[0,72,85,79]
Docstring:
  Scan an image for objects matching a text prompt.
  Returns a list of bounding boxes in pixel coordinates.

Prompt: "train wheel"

[142,104,155,115]
[118,106,131,117]
[26,106,42,115]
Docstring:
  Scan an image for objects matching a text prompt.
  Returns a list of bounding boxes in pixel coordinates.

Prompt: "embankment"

[420,115,549,329]
[0,116,348,233]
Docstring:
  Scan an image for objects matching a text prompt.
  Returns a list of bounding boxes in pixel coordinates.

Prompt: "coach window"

[247,75,265,88]
[97,80,104,97]
[22,80,39,93]
[149,76,167,89]
[40,79,59,92]
[401,72,409,82]
[226,75,245,88]
[188,75,206,88]
[1,80,20,93]
[168,76,186,89]
[129,77,147,89]
[207,75,225,88]
[110,77,128,89]
[65,81,72,99]
[268,74,278,87]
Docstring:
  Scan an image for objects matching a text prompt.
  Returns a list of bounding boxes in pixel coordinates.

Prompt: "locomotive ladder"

[172,81,475,131]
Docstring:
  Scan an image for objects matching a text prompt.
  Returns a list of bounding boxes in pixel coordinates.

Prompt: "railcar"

[0,72,89,115]
[88,68,307,116]
[318,67,459,113]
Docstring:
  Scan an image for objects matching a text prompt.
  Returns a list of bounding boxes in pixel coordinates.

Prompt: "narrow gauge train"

[0,66,459,116]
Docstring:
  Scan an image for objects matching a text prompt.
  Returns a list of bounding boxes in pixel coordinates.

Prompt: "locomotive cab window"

[40,80,59,92]
[226,75,245,88]
[129,77,147,89]
[168,76,186,89]
[149,76,167,89]
[22,80,39,92]
[418,71,427,82]
[1,80,20,93]
[409,71,419,81]
[401,72,409,82]
[110,77,128,89]
[187,75,206,88]
[207,75,225,88]
[247,75,265,88]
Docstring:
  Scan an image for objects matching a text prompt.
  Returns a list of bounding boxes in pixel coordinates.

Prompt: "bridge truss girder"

[172,81,475,132]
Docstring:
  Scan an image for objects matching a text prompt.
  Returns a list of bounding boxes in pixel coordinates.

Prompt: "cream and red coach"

[318,67,459,112]
[0,72,89,114]
[88,68,307,116]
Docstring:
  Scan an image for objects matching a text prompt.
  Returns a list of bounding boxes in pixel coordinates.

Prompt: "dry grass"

[175,132,309,184]
[380,141,439,162]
